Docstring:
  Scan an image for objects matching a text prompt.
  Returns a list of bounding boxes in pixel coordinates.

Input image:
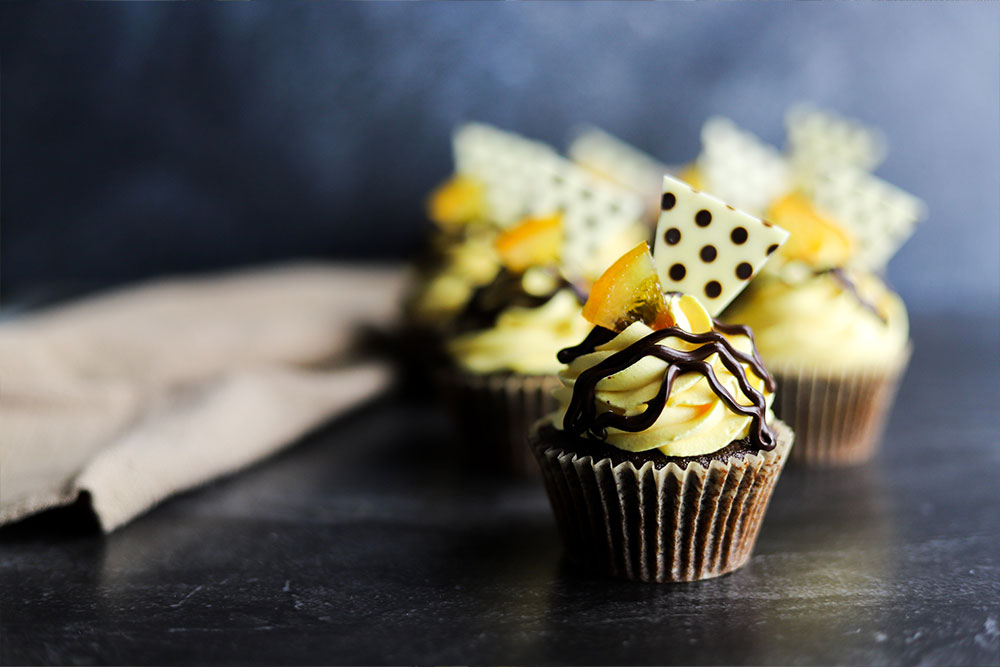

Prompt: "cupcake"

[532,175,794,582]
[716,106,925,465]
[433,123,649,475]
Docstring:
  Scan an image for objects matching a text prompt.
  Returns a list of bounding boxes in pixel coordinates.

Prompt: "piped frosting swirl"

[553,295,777,457]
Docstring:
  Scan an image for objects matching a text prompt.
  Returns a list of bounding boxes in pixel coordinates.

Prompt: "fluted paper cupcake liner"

[771,347,910,466]
[531,420,794,582]
[438,369,561,476]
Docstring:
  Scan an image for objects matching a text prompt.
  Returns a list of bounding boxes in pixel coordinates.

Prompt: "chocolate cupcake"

[533,174,794,582]
[679,106,923,465]
[533,294,793,582]
[718,106,923,465]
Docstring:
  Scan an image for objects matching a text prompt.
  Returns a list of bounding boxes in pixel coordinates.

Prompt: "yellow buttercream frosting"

[409,225,501,324]
[553,295,775,457]
[448,289,592,375]
[723,267,909,371]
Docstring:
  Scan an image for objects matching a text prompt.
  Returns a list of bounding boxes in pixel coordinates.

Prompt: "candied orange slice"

[767,192,854,267]
[583,242,672,332]
[494,214,563,272]
[427,176,485,228]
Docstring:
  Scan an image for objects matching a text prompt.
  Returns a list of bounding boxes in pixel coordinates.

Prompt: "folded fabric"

[0,263,405,532]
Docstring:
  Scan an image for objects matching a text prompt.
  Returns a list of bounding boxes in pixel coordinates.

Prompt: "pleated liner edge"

[531,419,794,582]
[771,346,910,466]
[438,368,561,476]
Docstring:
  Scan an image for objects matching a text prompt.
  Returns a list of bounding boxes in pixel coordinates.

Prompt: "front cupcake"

[532,175,794,582]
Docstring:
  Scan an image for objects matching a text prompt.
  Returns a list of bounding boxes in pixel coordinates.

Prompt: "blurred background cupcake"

[708,106,923,465]
[427,124,649,475]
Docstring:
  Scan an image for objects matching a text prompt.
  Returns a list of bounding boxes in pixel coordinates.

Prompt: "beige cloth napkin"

[0,263,405,532]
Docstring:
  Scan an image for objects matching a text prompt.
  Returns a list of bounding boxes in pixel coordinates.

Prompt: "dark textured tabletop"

[2,310,999,666]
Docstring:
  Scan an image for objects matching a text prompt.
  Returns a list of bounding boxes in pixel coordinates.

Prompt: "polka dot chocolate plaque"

[653,173,790,316]
[453,123,562,226]
[568,125,668,215]
[786,104,886,192]
[528,156,644,280]
[453,122,645,281]
[811,164,926,271]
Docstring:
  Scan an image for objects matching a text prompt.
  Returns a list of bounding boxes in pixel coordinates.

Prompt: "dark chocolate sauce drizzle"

[455,268,586,333]
[559,321,778,451]
[556,325,617,364]
[818,267,888,324]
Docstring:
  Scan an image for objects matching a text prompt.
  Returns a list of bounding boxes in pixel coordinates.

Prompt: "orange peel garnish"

[583,242,673,332]
[427,176,486,228]
[766,192,854,267]
[493,214,563,272]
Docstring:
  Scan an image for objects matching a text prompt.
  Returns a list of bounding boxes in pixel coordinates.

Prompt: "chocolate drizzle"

[455,268,585,333]
[818,267,888,324]
[556,325,617,364]
[559,321,778,451]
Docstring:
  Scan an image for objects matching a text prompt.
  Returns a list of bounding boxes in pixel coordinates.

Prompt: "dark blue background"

[3,3,998,308]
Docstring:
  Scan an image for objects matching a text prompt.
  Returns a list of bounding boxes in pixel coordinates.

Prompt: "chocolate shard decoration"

[530,157,645,281]
[452,123,562,226]
[697,116,791,217]
[653,174,789,316]
[453,123,645,280]
[811,165,926,270]
[568,125,668,216]
[786,104,887,191]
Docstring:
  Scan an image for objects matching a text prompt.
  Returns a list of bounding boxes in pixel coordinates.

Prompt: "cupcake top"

[408,222,501,326]
[724,267,909,371]
[671,107,923,370]
[449,288,592,375]
[445,211,642,376]
[555,293,776,456]
[434,123,651,375]
[680,106,925,274]
[406,173,501,328]
[550,175,789,457]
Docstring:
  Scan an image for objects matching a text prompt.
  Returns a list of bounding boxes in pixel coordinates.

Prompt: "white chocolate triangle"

[452,123,645,279]
[811,165,926,270]
[452,123,562,226]
[530,156,645,280]
[697,116,791,217]
[653,174,789,316]
[786,104,887,192]
[568,125,668,216]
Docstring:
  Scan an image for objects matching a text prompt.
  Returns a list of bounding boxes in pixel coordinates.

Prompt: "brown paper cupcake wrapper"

[531,420,794,582]
[770,346,911,466]
[438,369,561,476]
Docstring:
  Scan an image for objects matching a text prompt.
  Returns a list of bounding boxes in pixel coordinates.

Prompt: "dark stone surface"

[2,310,998,665]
